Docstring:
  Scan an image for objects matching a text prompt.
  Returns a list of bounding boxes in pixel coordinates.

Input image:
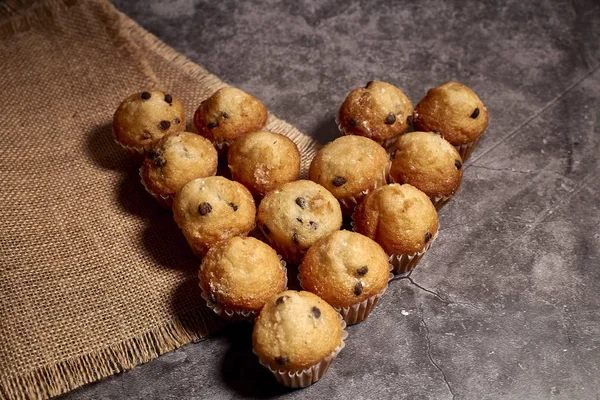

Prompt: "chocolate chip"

[311,306,321,318]
[221,111,230,119]
[262,225,271,235]
[309,221,318,230]
[292,232,299,244]
[354,281,363,296]
[385,113,396,125]
[173,117,181,125]
[141,91,151,100]
[198,202,212,215]
[142,131,151,140]
[229,202,238,211]
[356,266,368,276]
[148,150,157,159]
[349,117,358,126]
[332,176,346,187]
[296,217,303,223]
[275,356,288,366]
[471,108,480,119]
[425,232,432,243]
[159,120,171,130]
[455,159,462,170]
[207,121,219,129]
[164,94,173,104]
[295,197,306,209]
[275,295,289,305]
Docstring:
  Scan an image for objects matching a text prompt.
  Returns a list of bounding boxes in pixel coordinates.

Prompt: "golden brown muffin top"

[413,81,489,146]
[198,236,286,312]
[172,176,256,257]
[141,132,218,198]
[300,230,389,308]
[337,81,413,142]
[308,135,389,200]
[113,90,185,151]
[257,180,343,253]
[193,87,268,144]
[389,131,463,197]
[253,290,343,370]
[228,131,301,197]
[353,184,438,255]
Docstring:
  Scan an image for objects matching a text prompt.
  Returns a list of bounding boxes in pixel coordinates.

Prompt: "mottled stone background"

[64,0,599,399]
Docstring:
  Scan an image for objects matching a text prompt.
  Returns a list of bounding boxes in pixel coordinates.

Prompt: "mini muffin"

[252,290,347,388]
[140,132,218,208]
[353,184,439,276]
[172,176,256,258]
[228,131,301,198]
[193,87,268,149]
[257,180,343,265]
[336,80,413,147]
[198,236,287,322]
[308,135,389,215]
[412,81,489,160]
[389,131,463,210]
[113,90,185,157]
[299,230,390,324]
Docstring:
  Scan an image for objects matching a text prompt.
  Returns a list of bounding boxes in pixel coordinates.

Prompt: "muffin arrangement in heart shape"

[112,80,488,388]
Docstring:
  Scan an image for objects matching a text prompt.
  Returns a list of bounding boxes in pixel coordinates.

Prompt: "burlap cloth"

[0,1,319,398]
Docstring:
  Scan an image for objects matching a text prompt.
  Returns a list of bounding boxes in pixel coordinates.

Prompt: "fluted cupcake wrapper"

[139,165,173,209]
[388,230,439,277]
[253,314,348,388]
[429,194,453,211]
[454,137,481,162]
[337,160,390,216]
[258,226,305,266]
[199,257,288,323]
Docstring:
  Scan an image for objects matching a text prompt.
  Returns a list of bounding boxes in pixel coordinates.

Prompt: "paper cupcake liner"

[387,173,453,211]
[139,165,174,209]
[113,127,148,162]
[258,226,305,266]
[388,230,439,277]
[254,314,348,388]
[337,160,390,216]
[454,137,480,162]
[199,257,288,323]
[184,228,254,259]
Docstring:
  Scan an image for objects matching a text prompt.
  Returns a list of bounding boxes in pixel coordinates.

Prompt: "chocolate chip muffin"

[172,176,256,258]
[336,80,413,147]
[308,135,389,215]
[140,132,218,208]
[412,81,489,160]
[252,290,346,388]
[389,131,463,210]
[193,87,268,149]
[299,230,390,325]
[198,236,287,322]
[257,180,343,265]
[228,130,301,198]
[113,90,185,157]
[353,184,439,276]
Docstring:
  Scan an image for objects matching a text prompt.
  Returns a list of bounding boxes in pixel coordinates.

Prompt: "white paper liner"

[258,225,306,266]
[199,257,288,323]
[254,314,348,388]
[139,165,173,209]
[388,230,439,277]
[337,160,390,216]
[454,137,480,162]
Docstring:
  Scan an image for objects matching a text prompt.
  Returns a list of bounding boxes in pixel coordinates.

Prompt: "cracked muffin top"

[413,81,489,146]
[253,290,343,370]
[113,90,185,153]
[228,130,301,197]
[193,87,268,145]
[337,80,413,143]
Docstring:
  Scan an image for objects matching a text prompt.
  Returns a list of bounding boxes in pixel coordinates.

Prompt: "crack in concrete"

[391,276,484,310]
[420,308,456,400]
[408,277,452,304]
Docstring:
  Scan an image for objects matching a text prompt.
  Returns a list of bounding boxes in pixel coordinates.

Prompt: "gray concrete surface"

[63,0,600,399]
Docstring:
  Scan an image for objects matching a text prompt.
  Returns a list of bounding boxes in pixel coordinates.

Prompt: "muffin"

[412,81,489,160]
[193,87,268,149]
[308,135,389,215]
[228,130,301,198]
[353,184,439,276]
[257,180,343,265]
[140,132,218,208]
[252,290,347,388]
[113,90,185,157]
[198,236,287,322]
[336,80,413,147]
[299,230,391,324]
[389,131,463,210]
[172,176,256,258]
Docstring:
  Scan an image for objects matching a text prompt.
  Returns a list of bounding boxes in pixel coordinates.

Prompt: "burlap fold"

[0,1,319,399]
